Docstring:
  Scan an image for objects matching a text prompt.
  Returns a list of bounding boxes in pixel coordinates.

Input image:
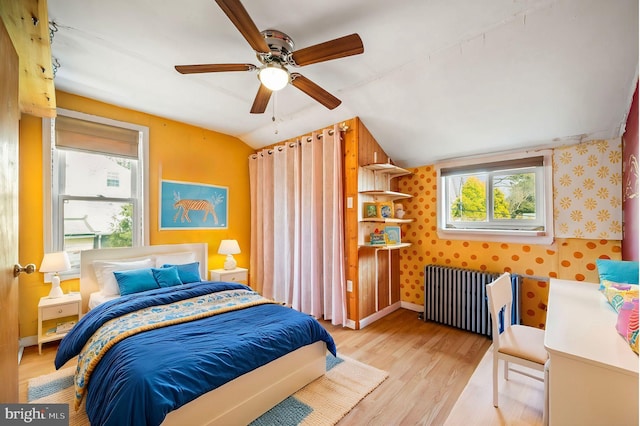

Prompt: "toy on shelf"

[369,228,387,245]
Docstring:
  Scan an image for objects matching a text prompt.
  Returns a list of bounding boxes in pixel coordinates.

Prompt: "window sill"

[437,228,554,245]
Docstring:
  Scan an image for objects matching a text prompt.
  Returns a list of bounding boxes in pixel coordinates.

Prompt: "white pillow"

[93,258,155,296]
[155,252,196,268]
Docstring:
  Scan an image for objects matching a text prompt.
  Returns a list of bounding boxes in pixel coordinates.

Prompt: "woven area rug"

[443,345,544,425]
[28,354,388,426]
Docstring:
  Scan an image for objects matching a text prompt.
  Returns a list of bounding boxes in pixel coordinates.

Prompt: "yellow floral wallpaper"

[398,140,622,329]
[554,139,622,239]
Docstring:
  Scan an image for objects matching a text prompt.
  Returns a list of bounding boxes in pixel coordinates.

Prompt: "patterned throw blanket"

[73,289,276,409]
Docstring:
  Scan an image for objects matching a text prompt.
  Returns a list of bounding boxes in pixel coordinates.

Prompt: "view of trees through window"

[448,170,537,223]
[105,203,133,247]
[61,150,136,255]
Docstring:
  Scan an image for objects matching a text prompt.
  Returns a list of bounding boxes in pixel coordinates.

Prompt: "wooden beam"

[0,0,56,118]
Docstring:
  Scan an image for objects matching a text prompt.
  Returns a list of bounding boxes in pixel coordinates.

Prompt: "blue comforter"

[55,281,336,426]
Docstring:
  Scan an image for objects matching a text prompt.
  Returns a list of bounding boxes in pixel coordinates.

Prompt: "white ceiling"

[47,0,638,168]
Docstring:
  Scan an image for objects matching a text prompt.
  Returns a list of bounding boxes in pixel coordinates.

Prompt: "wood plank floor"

[19,308,544,425]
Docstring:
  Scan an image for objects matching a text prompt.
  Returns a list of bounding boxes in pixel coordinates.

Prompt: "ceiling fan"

[175,0,364,114]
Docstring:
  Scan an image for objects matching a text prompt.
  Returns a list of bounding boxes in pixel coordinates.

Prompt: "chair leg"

[543,359,550,425]
[493,354,499,407]
[504,359,509,380]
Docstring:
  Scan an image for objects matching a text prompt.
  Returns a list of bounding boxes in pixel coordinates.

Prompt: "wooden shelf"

[362,163,411,177]
[360,218,414,223]
[359,190,412,200]
[358,243,412,250]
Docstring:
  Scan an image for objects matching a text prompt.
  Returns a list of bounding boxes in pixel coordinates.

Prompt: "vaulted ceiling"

[47,0,638,167]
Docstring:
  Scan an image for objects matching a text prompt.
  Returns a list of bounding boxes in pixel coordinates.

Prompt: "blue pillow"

[596,259,639,290]
[152,266,183,288]
[113,268,159,295]
[164,262,201,284]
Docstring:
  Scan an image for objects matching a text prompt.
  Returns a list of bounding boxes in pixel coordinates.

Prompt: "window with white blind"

[436,151,553,244]
[43,109,149,275]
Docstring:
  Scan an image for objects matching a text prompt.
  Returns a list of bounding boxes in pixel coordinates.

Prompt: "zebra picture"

[173,191,223,224]
[160,180,228,229]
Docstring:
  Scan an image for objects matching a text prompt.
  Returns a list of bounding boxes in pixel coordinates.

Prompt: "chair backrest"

[487,272,513,344]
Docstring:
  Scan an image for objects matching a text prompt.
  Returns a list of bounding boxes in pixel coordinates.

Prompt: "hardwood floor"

[324,309,492,425]
[18,308,544,425]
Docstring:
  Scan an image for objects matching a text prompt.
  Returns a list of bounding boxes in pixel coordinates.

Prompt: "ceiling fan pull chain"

[272,92,278,135]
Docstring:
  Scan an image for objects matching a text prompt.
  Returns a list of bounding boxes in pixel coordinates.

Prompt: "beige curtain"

[249,125,346,325]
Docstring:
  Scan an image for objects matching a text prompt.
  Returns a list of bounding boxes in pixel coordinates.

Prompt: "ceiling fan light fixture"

[258,63,290,91]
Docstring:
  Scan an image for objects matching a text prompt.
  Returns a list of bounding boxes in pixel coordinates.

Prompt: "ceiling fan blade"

[290,73,341,110]
[215,0,270,54]
[250,84,272,114]
[175,64,257,74]
[291,33,364,66]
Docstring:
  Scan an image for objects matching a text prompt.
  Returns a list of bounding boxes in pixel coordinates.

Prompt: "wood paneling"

[344,117,405,328]
[0,14,20,403]
[342,118,359,325]
[0,0,56,117]
[357,120,389,166]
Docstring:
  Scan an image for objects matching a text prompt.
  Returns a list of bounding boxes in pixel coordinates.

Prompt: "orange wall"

[18,91,254,338]
[397,164,622,328]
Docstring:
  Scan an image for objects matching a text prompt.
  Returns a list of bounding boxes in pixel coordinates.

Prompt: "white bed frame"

[79,243,326,425]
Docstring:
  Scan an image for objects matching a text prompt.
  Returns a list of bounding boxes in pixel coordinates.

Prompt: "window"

[43,109,149,275]
[106,172,120,187]
[437,151,553,244]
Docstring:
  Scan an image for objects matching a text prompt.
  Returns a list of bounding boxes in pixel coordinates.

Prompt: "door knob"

[14,263,36,277]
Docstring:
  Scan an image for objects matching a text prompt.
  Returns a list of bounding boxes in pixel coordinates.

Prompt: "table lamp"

[218,240,241,270]
[40,251,71,298]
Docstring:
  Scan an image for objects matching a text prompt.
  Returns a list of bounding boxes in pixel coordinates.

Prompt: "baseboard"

[359,302,401,329]
[344,319,356,329]
[400,301,423,312]
[20,335,37,348]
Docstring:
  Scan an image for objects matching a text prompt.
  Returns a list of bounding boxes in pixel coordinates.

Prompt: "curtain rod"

[250,123,349,159]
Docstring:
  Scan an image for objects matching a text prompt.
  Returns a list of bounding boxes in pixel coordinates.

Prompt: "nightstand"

[210,267,248,284]
[37,293,82,355]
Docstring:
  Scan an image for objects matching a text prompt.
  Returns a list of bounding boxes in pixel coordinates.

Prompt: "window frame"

[43,109,150,279]
[436,150,554,245]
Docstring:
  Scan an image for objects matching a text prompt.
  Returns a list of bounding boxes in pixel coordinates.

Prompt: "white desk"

[545,279,638,426]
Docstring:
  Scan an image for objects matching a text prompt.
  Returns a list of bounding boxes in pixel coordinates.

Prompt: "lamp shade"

[39,251,71,273]
[40,251,71,298]
[258,64,290,91]
[218,240,241,255]
[218,240,240,270]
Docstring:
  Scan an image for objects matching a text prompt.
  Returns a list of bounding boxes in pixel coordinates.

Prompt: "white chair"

[486,272,548,423]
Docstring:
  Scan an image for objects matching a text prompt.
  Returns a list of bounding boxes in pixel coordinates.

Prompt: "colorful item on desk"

[601,280,639,312]
[627,298,639,355]
[616,301,634,336]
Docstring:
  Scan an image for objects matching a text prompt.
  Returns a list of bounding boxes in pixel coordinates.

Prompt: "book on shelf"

[55,320,76,334]
[369,230,387,245]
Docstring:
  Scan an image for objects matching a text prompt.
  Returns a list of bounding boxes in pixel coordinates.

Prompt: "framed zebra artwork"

[160,179,228,229]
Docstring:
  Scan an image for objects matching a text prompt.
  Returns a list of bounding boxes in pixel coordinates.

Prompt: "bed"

[56,243,336,426]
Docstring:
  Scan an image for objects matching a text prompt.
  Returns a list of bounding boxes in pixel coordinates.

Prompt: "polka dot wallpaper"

[397,142,623,329]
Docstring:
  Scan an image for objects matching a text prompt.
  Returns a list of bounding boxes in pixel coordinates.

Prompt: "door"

[0,15,20,402]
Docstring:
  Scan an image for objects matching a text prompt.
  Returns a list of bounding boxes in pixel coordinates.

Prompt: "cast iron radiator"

[423,264,521,337]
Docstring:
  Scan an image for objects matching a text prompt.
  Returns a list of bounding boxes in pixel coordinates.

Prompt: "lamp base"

[48,275,64,298]
[223,254,237,270]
